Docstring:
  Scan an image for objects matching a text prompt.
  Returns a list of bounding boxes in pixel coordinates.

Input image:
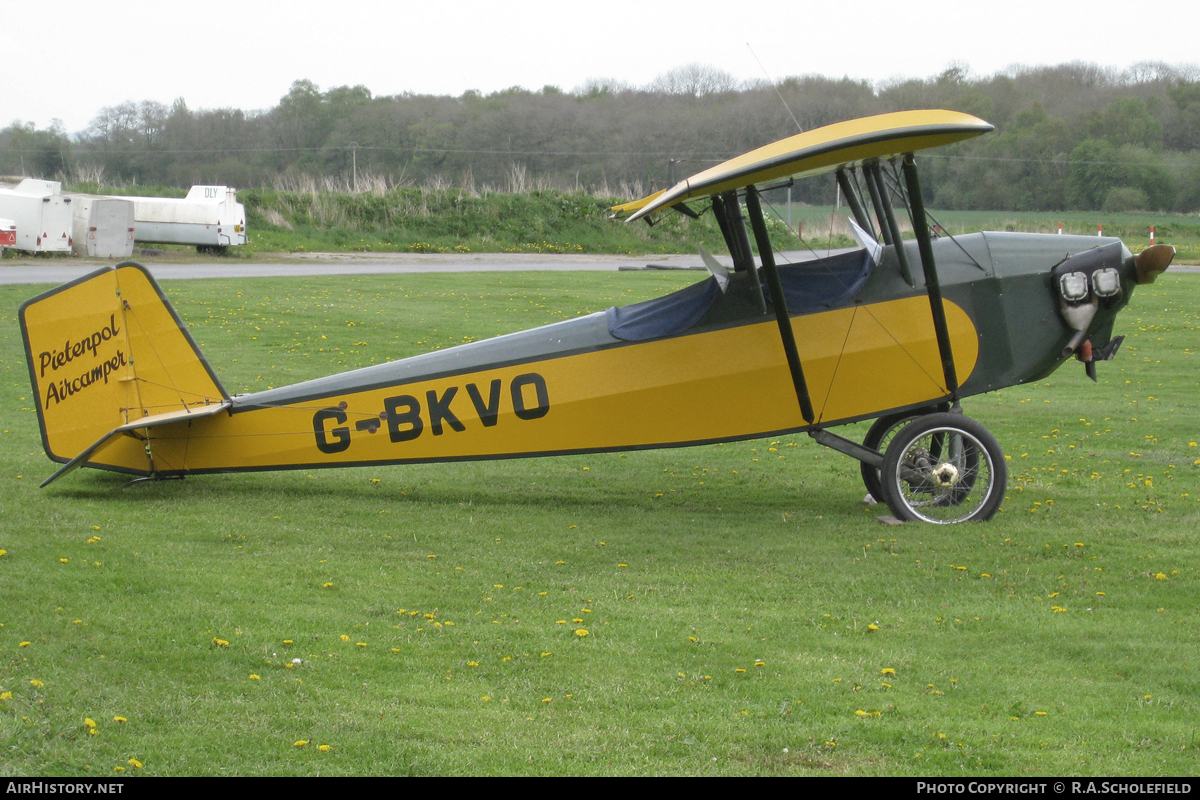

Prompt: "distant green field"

[1,270,1196,776]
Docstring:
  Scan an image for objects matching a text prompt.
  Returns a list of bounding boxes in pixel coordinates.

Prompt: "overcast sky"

[6,0,1197,134]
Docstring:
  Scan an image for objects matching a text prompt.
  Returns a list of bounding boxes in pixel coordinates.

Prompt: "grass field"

[1,269,1197,776]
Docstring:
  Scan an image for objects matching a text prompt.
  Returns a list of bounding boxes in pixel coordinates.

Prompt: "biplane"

[19,110,1174,523]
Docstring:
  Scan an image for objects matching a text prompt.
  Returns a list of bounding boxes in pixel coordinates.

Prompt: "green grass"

[1,271,1197,776]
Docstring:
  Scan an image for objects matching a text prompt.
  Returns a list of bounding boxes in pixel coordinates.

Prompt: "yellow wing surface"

[617,109,992,221]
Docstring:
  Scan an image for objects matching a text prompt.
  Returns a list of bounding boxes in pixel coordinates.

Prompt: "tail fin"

[20,262,229,481]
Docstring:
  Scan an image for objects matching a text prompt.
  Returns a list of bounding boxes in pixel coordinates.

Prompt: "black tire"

[859,407,937,502]
[879,413,1006,523]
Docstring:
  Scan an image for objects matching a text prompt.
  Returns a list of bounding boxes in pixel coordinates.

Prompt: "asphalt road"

[3,248,1194,286]
[0,252,709,286]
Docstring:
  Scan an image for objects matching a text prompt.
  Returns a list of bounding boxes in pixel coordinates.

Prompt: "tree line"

[4,61,1200,213]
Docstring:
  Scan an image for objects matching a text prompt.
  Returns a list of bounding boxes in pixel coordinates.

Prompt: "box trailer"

[69,196,136,258]
[0,180,73,253]
[120,185,247,251]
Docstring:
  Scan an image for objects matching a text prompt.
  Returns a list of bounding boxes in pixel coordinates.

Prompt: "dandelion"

[212,638,230,647]
[356,642,366,648]
[318,744,331,752]
[322,582,334,588]
[0,692,12,700]
[735,668,746,673]
[881,668,896,675]
[113,767,125,773]
[84,718,97,729]
[127,759,143,769]
[18,641,30,647]
[249,674,261,680]
[113,716,127,723]
[1034,711,1047,716]
[59,558,68,563]
[29,680,44,687]
[574,629,589,637]
[294,740,308,747]
[1154,573,1167,580]
[754,660,765,667]
[867,624,879,632]
[339,635,350,641]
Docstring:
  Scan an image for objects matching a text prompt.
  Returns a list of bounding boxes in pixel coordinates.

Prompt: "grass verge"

[1,270,1197,776]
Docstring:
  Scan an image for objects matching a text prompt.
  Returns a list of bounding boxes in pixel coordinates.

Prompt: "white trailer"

[121,185,247,251]
[69,196,136,258]
[0,180,73,253]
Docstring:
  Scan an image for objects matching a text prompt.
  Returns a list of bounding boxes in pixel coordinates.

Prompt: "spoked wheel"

[860,408,936,502]
[879,413,1006,523]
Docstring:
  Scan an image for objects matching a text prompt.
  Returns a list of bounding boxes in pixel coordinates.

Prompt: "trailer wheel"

[860,408,935,502]
[880,413,1006,523]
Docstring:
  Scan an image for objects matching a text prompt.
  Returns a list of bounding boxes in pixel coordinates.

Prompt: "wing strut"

[744,186,815,425]
[835,168,873,239]
[866,161,915,287]
[712,192,767,314]
[901,153,959,397]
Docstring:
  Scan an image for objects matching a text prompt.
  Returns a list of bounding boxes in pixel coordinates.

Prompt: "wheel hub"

[930,462,960,488]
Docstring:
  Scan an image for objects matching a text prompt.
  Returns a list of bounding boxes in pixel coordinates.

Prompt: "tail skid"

[19,262,229,484]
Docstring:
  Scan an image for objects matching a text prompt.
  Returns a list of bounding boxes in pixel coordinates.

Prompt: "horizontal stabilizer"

[40,401,231,487]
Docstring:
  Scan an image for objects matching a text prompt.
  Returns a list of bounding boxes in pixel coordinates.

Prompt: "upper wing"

[616,109,993,221]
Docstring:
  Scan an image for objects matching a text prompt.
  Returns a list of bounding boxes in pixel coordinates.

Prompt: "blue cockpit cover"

[605,248,872,342]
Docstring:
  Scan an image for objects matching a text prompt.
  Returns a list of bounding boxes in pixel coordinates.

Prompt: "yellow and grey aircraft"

[19,110,1174,523]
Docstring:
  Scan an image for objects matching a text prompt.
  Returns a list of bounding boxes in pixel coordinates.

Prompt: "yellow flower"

[339,635,350,641]
[113,716,127,723]
[322,582,333,588]
[574,629,589,637]
[294,740,308,747]
[1154,573,1167,580]
[249,674,261,680]
[0,692,12,700]
[356,642,366,648]
[19,641,30,647]
[881,668,896,675]
[572,618,583,623]
[867,624,879,631]
[317,744,331,752]
[29,680,44,687]
[735,668,746,673]
[84,718,97,728]
[855,709,868,717]
[59,558,69,563]
[1034,711,1047,716]
[212,638,229,647]
[113,767,125,773]
[127,758,143,769]
[754,660,765,667]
